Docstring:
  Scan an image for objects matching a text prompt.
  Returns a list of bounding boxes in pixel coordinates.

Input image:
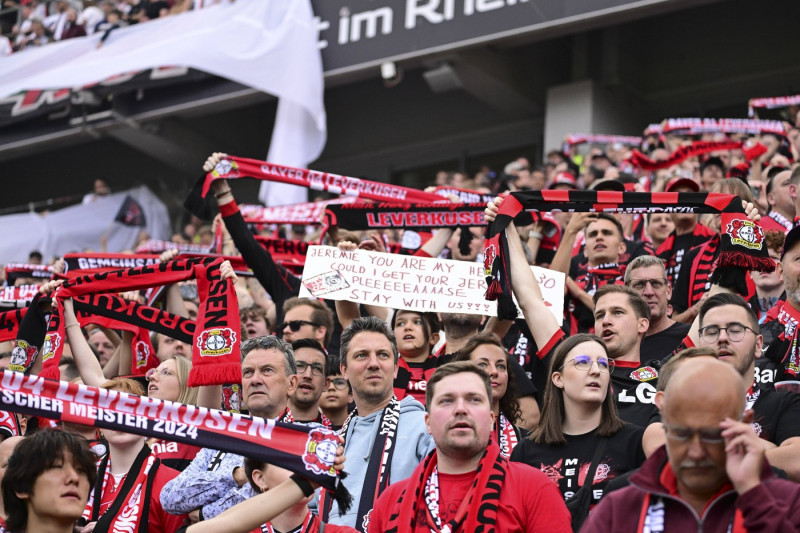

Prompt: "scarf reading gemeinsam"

[484,191,775,320]
[0,372,352,510]
[39,257,241,387]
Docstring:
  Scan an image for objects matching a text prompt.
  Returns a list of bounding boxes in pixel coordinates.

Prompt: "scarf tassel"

[186,362,243,388]
[332,471,353,516]
[717,250,776,273]
[38,365,61,381]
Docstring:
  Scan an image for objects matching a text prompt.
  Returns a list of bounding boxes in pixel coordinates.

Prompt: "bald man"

[583,359,800,532]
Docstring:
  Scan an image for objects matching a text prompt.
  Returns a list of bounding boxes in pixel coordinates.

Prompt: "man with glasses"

[691,293,800,480]
[162,335,299,520]
[281,297,334,351]
[288,339,330,426]
[625,255,690,363]
[583,358,800,532]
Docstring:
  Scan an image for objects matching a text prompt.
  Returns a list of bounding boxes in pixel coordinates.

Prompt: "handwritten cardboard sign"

[299,246,563,324]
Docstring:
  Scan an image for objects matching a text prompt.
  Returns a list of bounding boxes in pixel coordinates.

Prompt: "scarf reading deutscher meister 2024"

[484,191,775,320]
[0,371,351,509]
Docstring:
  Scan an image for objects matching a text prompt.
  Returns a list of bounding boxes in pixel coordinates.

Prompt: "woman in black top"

[511,333,645,525]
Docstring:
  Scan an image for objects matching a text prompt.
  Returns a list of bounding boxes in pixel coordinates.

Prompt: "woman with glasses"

[451,332,524,457]
[510,333,646,531]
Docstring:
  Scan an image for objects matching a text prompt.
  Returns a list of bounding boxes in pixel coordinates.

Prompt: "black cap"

[700,156,725,174]
[782,225,800,260]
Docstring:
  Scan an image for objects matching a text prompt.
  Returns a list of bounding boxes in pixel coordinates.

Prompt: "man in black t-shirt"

[625,256,690,364]
[694,293,800,480]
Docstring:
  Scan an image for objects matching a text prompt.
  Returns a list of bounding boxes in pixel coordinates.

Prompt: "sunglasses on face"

[279,320,319,332]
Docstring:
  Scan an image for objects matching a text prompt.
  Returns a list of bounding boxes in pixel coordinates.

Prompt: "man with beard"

[287,339,330,426]
[626,256,689,364]
[367,361,571,532]
[693,293,800,480]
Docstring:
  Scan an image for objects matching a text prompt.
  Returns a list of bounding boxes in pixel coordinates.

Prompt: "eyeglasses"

[146,367,175,381]
[327,377,348,390]
[663,424,724,444]
[628,278,667,291]
[561,355,614,374]
[279,320,318,332]
[296,361,325,377]
[698,323,756,344]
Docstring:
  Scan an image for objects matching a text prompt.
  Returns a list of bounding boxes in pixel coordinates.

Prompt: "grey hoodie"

[327,395,434,528]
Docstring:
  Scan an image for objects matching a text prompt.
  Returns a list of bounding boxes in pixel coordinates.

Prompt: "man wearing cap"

[699,156,726,191]
[656,177,716,322]
[548,171,578,190]
[761,169,795,232]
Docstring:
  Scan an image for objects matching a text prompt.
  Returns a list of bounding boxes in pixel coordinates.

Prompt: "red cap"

[665,177,699,193]
[549,172,577,189]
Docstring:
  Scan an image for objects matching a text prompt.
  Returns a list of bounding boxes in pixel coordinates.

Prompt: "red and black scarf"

[322,202,486,232]
[627,140,766,172]
[84,443,158,533]
[484,191,774,319]
[185,156,445,220]
[321,396,401,530]
[41,257,240,386]
[0,372,351,506]
[3,263,53,286]
[495,414,519,458]
[661,117,786,136]
[383,443,506,533]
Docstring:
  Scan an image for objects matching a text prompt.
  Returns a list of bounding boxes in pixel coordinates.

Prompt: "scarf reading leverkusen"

[41,257,240,387]
[485,191,775,319]
[185,156,446,220]
[0,371,351,508]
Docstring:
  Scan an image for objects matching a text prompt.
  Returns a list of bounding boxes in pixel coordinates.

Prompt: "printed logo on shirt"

[752,422,763,437]
[630,366,658,382]
[726,219,764,250]
[41,332,61,363]
[197,328,236,357]
[642,498,665,532]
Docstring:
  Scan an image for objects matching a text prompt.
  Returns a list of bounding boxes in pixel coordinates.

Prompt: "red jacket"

[581,446,800,532]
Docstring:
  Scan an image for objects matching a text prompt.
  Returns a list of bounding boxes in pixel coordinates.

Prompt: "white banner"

[299,246,563,324]
[0,186,169,264]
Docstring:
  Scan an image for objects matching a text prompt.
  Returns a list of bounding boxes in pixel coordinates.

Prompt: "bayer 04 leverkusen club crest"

[196,328,237,357]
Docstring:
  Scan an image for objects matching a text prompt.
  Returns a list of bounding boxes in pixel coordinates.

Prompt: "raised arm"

[61,297,107,387]
[485,198,561,350]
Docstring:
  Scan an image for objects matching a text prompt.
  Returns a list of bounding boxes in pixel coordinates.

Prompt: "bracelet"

[65,323,81,330]
[528,230,543,240]
[215,190,233,199]
[290,474,315,497]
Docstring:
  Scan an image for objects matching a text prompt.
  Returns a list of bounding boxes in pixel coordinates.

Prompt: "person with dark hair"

[551,212,628,333]
[288,338,330,426]
[690,292,800,480]
[162,335,298,520]
[368,361,571,532]
[0,436,23,529]
[320,354,352,430]
[281,297,335,349]
[750,230,785,323]
[452,333,524,457]
[762,169,795,232]
[321,316,433,529]
[388,310,441,404]
[2,429,97,533]
[511,333,645,530]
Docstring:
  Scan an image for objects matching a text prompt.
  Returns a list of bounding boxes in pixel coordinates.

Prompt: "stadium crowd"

[0,99,799,533]
[0,0,223,54]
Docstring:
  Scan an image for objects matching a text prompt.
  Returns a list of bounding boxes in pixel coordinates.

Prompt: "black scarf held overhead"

[484,191,775,320]
[40,257,240,387]
[0,371,351,510]
[185,155,446,220]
